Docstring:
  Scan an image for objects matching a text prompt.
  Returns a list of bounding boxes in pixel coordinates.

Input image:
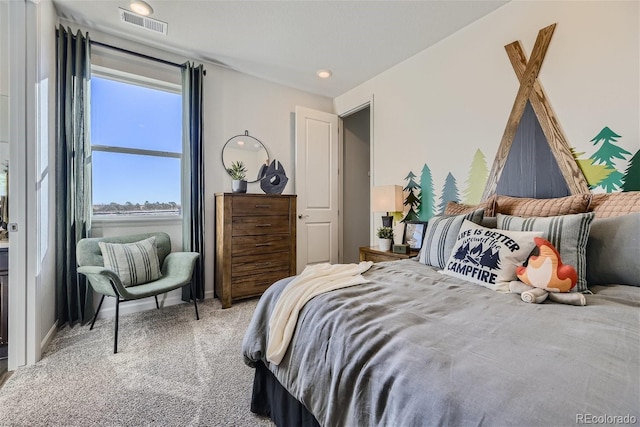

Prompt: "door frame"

[7,0,37,370]
[336,95,375,253]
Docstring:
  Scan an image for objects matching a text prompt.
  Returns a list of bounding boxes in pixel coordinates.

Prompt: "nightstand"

[359,246,419,263]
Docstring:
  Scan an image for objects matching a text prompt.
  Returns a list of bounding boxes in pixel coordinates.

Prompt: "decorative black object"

[259,160,289,195]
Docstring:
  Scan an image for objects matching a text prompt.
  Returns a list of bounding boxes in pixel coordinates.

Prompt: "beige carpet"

[0,298,274,426]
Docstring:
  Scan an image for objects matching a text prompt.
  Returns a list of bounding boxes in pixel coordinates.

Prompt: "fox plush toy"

[509,237,586,306]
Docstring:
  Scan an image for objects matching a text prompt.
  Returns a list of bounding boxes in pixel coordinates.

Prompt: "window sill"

[92,214,182,228]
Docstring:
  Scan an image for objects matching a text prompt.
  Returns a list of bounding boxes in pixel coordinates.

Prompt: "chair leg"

[114,298,120,354]
[155,295,160,309]
[90,295,105,330]
[191,281,200,321]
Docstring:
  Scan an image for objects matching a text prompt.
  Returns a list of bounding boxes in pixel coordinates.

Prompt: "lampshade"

[372,185,403,213]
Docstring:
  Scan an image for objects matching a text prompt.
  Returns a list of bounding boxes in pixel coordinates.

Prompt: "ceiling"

[53,0,508,98]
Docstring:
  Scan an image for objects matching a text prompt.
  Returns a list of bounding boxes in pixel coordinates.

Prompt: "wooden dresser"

[215,193,296,308]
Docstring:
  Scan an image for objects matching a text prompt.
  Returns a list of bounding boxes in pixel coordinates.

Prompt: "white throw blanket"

[266,261,373,365]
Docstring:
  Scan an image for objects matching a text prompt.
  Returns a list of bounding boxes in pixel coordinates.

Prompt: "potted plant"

[376,226,394,251]
[227,161,248,193]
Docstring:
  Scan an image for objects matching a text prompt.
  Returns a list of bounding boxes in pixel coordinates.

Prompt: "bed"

[242,192,640,427]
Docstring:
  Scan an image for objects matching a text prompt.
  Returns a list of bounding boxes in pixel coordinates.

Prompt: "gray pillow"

[497,212,595,293]
[586,213,640,286]
[99,237,162,287]
[419,209,484,268]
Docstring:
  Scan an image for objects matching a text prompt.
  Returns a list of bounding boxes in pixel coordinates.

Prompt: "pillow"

[442,220,542,292]
[586,213,640,286]
[99,237,162,287]
[493,194,592,217]
[444,195,496,217]
[497,212,595,293]
[419,209,484,269]
[589,192,640,218]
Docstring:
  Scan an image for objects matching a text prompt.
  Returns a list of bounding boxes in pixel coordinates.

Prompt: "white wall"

[34,0,58,360]
[0,1,8,167]
[60,24,333,318]
[335,1,639,205]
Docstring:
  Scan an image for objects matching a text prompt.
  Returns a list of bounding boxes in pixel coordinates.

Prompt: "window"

[90,71,182,217]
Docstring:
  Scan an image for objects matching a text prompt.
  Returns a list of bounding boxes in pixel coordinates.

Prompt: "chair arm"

[77,266,127,298]
[161,252,200,283]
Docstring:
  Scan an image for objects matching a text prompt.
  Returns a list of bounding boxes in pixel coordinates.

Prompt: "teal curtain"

[181,62,205,300]
[55,26,93,325]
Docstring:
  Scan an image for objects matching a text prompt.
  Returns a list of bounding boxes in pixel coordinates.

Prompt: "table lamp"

[372,185,403,228]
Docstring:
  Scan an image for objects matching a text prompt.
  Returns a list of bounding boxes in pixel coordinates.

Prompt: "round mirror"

[222,131,269,183]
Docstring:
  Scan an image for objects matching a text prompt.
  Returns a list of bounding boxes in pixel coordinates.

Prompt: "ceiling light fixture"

[316,69,333,79]
[129,0,153,16]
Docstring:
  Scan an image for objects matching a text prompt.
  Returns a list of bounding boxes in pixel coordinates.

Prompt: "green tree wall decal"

[401,171,420,222]
[590,127,631,192]
[438,173,460,214]
[622,149,640,191]
[419,164,436,221]
[462,149,488,204]
[571,148,613,189]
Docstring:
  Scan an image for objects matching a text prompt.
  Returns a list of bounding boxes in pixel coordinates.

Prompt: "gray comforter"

[243,259,640,427]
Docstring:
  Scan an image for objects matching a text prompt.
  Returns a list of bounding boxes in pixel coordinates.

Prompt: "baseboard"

[41,320,58,353]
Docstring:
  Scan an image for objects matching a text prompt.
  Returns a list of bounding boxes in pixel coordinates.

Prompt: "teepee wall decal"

[482,23,589,200]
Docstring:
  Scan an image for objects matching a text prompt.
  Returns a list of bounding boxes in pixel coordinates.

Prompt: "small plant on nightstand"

[376,226,394,251]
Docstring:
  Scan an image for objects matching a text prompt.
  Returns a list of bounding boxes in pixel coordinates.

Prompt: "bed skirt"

[251,361,320,427]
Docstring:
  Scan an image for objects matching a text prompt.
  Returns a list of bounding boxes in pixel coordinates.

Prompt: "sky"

[90,76,182,205]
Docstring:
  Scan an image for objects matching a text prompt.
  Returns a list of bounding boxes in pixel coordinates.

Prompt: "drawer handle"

[255,262,272,267]
[255,243,272,247]
[255,204,271,208]
[255,224,272,227]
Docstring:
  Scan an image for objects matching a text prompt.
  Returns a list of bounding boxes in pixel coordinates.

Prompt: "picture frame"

[404,221,427,249]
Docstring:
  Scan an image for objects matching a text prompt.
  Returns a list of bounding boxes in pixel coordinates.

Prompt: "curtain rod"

[90,40,206,75]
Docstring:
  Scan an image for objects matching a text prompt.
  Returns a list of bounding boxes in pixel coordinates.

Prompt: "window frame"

[90,65,183,222]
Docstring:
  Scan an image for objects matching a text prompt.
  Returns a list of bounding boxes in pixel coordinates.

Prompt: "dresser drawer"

[232,215,291,236]
[231,235,291,256]
[0,249,7,272]
[232,196,291,216]
[231,269,292,299]
[232,251,292,277]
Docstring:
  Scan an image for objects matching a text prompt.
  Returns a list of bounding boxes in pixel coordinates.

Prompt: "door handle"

[298,214,309,219]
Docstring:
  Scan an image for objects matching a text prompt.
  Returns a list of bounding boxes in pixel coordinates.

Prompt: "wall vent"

[118,8,168,35]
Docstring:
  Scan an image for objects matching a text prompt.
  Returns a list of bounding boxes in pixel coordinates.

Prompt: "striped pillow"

[497,212,595,293]
[99,237,162,287]
[419,209,485,268]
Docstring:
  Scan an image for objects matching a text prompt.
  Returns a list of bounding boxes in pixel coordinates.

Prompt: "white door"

[295,106,339,273]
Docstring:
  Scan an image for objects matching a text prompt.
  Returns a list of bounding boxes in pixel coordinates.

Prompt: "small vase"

[232,179,247,193]
[378,238,392,251]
